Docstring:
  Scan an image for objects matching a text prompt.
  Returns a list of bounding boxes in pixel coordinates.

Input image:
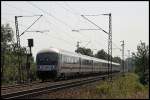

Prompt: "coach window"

[69,56,72,64]
[96,62,98,67]
[64,55,67,63]
[88,60,90,65]
[103,63,105,67]
[89,60,92,65]
[73,57,74,64]
[70,56,72,64]
[72,57,73,64]
[102,63,104,67]
[63,55,65,63]
[95,62,97,66]
[65,55,67,63]
[76,57,78,64]
[104,63,106,67]
[66,55,69,63]
[69,56,71,64]
[86,60,88,65]
[63,55,66,63]
[76,57,79,64]
[61,55,64,63]
[65,55,68,63]
[82,59,86,65]
[85,60,87,65]
[91,60,93,65]
[89,60,91,66]
[98,62,100,67]
[74,57,76,64]
[85,59,88,65]
[83,59,86,65]
[90,60,92,65]
[98,63,100,67]
[75,57,77,64]
[72,57,74,64]
[73,57,75,64]
[84,60,86,65]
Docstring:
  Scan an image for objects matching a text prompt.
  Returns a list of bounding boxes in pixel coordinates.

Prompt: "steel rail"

[1,80,41,90]
[1,74,118,99]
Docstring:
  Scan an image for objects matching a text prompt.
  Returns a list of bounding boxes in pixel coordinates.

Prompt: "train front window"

[36,52,58,65]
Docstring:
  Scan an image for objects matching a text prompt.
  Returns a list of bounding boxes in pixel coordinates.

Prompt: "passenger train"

[36,48,120,81]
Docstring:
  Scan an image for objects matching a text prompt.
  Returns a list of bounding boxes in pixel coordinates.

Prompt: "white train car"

[36,48,120,81]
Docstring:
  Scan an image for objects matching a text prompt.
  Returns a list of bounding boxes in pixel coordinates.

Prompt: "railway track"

[1,80,56,96]
[1,80,42,90]
[1,74,117,99]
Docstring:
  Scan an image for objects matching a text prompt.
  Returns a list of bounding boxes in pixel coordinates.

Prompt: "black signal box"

[28,39,33,47]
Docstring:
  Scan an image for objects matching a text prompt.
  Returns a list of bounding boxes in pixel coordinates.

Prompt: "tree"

[95,49,108,60]
[1,24,14,44]
[1,24,14,83]
[132,41,149,84]
[1,24,14,64]
[95,49,107,59]
[113,56,121,64]
[75,47,93,57]
[1,24,37,84]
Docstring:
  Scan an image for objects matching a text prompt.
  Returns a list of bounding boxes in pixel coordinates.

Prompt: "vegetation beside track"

[95,73,149,99]
[1,24,38,85]
[46,73,149,99]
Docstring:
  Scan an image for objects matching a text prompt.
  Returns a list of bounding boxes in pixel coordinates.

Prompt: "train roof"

[37,48,120,65]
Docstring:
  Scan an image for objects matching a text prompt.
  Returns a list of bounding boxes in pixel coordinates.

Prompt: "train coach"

[36,48,120,81]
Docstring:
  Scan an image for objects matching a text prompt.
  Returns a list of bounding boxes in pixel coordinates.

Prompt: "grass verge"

[95,73,149,99]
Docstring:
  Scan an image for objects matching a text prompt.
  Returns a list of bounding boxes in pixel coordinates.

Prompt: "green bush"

[96,73,148,98]
[135,82,144,92]
[96,81,111,95]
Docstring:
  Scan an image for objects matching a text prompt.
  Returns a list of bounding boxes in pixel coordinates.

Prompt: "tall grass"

[96,73,149,99]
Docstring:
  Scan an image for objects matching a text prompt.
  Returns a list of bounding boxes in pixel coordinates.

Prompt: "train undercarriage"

[37,70,120,82]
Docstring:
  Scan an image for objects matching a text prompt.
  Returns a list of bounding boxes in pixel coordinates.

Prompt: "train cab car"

[36,48,59,80]
[36,48,121,81]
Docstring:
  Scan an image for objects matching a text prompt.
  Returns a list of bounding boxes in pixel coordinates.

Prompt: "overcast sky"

[1,1,149,60]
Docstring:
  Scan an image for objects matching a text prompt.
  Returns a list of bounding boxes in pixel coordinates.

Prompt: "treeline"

[1,24,37,85]
[75,47,122,64]
[75,42,149,85]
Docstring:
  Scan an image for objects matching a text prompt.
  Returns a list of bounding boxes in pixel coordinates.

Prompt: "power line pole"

[131,52,135,72]
[140,40,146,74]
[108,13,112,80]
[76,41,80,49]
[15,16,22,83]
[15,15,42,83]
[120,40,125,75]
[76,41,81,53]
[127,50,130,72]
[73,13,112,81]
